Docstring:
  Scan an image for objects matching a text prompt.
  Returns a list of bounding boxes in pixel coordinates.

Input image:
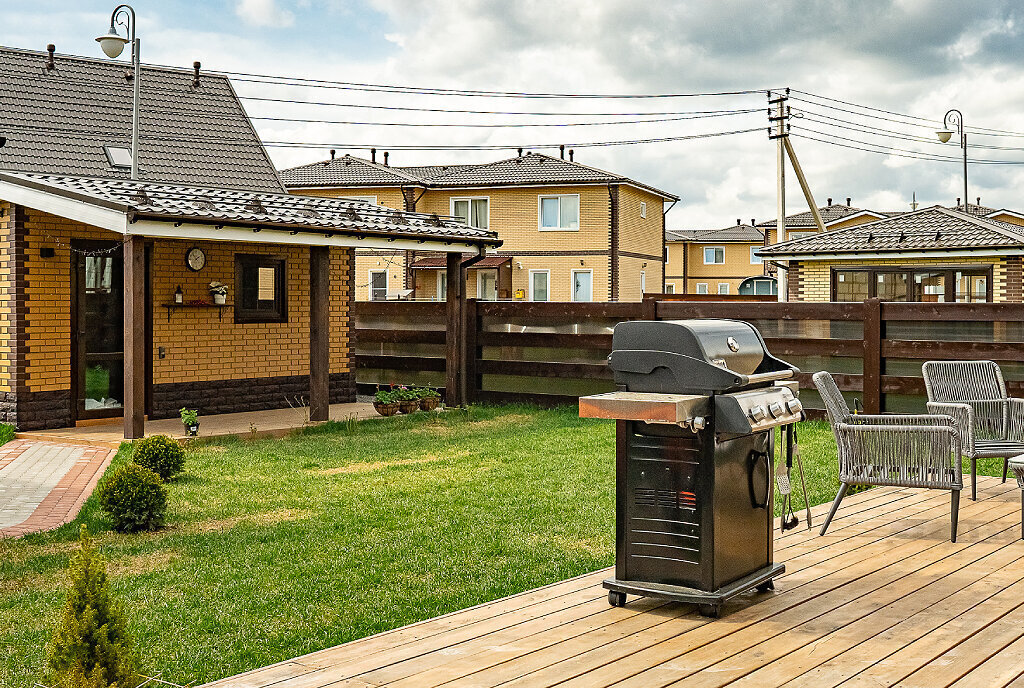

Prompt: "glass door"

[478,269,497,300]
[572,270,593,302]
[74,245,124,419]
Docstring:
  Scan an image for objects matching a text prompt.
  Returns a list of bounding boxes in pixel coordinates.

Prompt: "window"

[436,271,447,302]
[477,269,497,300]
[539,194,580,230]
[451,197,489,229]
[103,145,132,170]
[750,246,763,264]
[530,270,549,302]
[833,267,992,302]
[339,195,377,204]
[640,270,646,294]
[664,283,675,294]
[696,283,709,294]
[572,270,592,302]
[787,230,817,240]
[718,283,730,295]
[703,247,725,264]
[369,270,388,301]
[235,255,287,322]
[640,201,647,219]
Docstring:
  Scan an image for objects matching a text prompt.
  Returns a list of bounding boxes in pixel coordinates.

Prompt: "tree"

[46,525,140,688]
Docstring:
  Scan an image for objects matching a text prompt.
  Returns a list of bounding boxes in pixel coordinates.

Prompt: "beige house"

[665,221,772,296]
[280,152,677,302]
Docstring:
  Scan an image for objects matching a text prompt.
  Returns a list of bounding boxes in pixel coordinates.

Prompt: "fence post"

[465,298,478,404]
[445,253,466,406]
[862,298,883,414]
[642,296,658,321]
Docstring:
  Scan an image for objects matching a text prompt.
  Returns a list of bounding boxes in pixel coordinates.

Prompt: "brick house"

[280,152,677,302]
[758,206,1024,302]
[0,46,496,437]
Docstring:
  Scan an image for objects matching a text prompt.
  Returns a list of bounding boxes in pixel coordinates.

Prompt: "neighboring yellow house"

[759,206,1024,302]
[280,152,677,302]
[665,221,773,296]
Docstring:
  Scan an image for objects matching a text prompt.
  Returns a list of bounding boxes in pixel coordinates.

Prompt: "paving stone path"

[0,440,116,538]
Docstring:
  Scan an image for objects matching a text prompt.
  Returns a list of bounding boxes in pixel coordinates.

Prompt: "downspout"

[663,199,677,293]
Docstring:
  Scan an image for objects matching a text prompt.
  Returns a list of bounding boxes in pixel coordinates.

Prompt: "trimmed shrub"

[47,525,140,688]
[131,435,185,481]
[97,463,167,533]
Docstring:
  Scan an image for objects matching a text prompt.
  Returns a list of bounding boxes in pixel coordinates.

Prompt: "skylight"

[103,145,133,169]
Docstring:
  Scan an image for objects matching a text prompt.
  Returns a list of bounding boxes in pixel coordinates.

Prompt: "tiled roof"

[759,206,1024,257]
[667,223,764,243]
[0,172,500,245]
[0,46,283,193]
[410,255,511,269]
[756,204,889,229]
[280,152,679,200]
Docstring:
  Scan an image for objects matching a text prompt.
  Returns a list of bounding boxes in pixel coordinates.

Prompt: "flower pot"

[399,400,420,414]
[184,422,199,436]
[212,293,227,305]
[419,397,439,411]
[373,401,399,417]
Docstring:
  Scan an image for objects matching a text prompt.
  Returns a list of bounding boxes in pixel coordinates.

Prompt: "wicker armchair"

[813,371,963,542]
[923,360,1024,500]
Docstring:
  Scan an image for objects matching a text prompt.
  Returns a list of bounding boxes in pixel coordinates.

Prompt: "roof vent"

[517,148,523,157]
[370,148,376,163]
[344,154,352,166]
[560,144,565,159]
[45,44,56,71]
[124,68,133,83]
[330,149,336,160]
[846,197,851,206]
[244,198,266,214]
[569,149,574,162]
[383,151,389,166]
[736,218,741,225]
[103,145,133,170]
[751,218,756,226]
[977,196,981,206]
[192,61,201,87]
[827,197,832,205]
[956,197,961,207]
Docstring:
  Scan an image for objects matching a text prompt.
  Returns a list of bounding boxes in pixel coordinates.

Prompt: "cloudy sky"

[4,0,1024,228]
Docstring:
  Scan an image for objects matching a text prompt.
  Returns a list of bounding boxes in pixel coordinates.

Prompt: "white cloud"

[235,0,295,28]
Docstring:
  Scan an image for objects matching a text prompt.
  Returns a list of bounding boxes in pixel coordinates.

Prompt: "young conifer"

[46,524,140,688]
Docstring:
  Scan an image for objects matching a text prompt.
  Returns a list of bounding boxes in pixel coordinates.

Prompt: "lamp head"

[936,129,954,144]
[95,26,129,58]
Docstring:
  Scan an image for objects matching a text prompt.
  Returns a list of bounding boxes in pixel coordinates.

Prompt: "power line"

[791,126,1024,165]
[796,110,1024,152]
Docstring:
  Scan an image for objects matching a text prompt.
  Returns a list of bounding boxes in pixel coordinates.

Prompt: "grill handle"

[742,370,794,385]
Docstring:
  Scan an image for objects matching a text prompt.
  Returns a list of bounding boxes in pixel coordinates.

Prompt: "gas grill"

[579,319,803,617]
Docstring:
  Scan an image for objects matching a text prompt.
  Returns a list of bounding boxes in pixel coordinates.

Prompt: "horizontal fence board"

[357,328,447,345]
[795,371,861,392]
[883,339,1024,362]
[656,300,866,321]
[477,332,612,349]
[764,337,863,357]
[356,354,446,372]
[478,302,645,319]
[355,302,446,317]
[882,302,1024,322]
[475,390,584,408]
[477,359,613,379]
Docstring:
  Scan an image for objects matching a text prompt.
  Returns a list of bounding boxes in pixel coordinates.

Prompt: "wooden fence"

[354,299,1024,414]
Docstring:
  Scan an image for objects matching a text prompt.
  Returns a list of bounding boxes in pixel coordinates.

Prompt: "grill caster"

[756,580,775,593]
[698,604,720,618]
[608,591,627,607]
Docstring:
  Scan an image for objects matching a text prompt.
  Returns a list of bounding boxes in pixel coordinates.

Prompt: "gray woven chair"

[923,360,1023,500]
[1011,457,1024,540]
[813,371,963,542]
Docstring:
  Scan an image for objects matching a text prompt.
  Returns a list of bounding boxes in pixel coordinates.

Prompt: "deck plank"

[199,478,1024,688]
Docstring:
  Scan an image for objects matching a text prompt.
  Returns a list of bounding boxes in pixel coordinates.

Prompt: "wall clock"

[186,246,206,271]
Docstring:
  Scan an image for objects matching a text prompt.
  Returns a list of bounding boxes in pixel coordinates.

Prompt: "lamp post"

[96,5,140,180]
[936,109,967,212]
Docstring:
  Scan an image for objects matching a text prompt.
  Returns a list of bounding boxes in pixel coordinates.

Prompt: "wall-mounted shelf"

[161,302,232,322]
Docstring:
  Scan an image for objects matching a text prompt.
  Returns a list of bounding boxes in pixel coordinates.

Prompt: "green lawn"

[0,406,1008,687]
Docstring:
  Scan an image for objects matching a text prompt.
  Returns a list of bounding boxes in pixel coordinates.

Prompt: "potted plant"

[179,407,200,436]
[209,281,228,305]
[372,388,400,417]
[394,386,420,414]
[417,387,441,411]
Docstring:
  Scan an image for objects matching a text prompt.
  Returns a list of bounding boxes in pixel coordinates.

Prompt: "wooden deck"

[201,476,1024,688]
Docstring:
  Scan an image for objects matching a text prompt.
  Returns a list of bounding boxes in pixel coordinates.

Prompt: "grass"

[0,406,1009,688]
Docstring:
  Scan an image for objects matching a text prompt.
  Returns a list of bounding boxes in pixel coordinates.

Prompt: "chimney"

[192,61,201,87]
[559,144,565,159]
[329,149,336,160]
[370,148,376,163]
[827,197,832,206]
[977,196,981,206]
[846,197,851,206]
[45,44,55,71]
[517,147,523,157]
[957,197,961,207]
[569,149,574,162]
[383,151,389,166]
[736,218,741,225]
[751,218,756,227]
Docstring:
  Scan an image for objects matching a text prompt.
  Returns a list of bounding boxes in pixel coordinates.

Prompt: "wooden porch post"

[445,252,466,406]
[309,246,330,422]
[123,236,145,439]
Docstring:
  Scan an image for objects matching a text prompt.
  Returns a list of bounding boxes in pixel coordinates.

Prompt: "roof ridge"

[0,44,217,79]
[280,154,423,183]
[934,205,1024,242]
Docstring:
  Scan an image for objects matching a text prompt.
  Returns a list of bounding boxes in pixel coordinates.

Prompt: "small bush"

[47,525,140,688]
[0,422,14,445]
[97,463,167,533]
[131,435,185,480]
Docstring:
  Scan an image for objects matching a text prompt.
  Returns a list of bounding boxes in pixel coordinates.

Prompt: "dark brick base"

[150,371,357,419]
[10,389,73,430]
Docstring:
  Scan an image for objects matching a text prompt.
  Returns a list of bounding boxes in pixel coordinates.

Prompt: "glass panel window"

[665,283,675,294]
[718,283,730,294]
[704,247,725,264]
[539,195,579,230]
[640,201,647,218]
[452,198,489,229]
[696,283,709,294]
[640,271,646,294]
[956,271,988,302]
[478,269,497,300]
[436,272,447,301]
[369,270,388,301]
[754,279,775,295]
[235,255,287,322]
[834,271,869,301]
[572,270,592,302]
[453,199,469,224]
[876,272,908,301]
[530,271,549,301]
[750,246,762,264]
[914,272,946,302]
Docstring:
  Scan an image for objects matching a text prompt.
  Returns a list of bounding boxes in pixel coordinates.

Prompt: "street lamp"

[96,4,140,180]
[936,109,967,212]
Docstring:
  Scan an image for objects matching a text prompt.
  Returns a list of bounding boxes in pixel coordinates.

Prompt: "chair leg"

[1003,457,1009,484]
[951,490,960,543]
[971,458,978,500]
[819,483,849,536]
[1019,490,1023,541]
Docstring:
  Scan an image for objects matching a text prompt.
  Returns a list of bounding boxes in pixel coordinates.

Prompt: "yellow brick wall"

[21,208,352,393]
[989,212,1024,227]
[0,203,14,393]
[291,186,407,210]
[792,256,1008,302]
[618,186,664,258]
[354,251,407,301]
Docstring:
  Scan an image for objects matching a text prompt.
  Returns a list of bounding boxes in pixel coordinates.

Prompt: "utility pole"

[769,90,790,301]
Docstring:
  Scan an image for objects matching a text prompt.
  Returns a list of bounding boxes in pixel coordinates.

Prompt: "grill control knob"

[749,405,767,421]
[768,402,784,418]
[691,416,706,430]
[786,399,803,415]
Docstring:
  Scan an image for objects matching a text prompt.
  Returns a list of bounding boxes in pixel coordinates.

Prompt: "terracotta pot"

[419,397,440,411]
[373,401,400,417]
[398,400,420,414]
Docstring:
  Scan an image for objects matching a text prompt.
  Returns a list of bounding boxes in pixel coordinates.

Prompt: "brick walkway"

[0,440,116,538]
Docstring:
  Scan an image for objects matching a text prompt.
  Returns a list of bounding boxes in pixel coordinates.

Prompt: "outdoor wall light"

[516,261,523,269]
[95,4,140,179]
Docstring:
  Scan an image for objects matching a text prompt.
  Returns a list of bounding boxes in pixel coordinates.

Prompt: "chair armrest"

[851,414,957,427]
[927,402,973,455]
[1007,398,1024,442]
[834,421,962,486]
